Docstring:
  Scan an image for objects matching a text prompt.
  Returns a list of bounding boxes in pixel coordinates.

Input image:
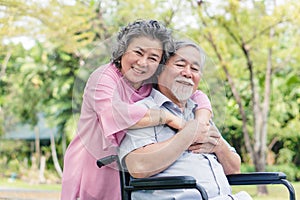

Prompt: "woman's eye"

[134,50,143,56]
[175,64,185,68]
[149,57,158,62]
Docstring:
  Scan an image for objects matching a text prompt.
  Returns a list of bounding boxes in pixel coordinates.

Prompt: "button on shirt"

[118,89,236,200]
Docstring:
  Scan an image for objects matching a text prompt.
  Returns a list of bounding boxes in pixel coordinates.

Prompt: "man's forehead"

[173,46,202,63]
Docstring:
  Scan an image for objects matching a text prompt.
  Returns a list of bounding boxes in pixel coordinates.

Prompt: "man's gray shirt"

[118,89,236,200]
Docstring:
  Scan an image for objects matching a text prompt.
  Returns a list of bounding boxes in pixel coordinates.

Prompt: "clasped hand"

[188,122,221,154]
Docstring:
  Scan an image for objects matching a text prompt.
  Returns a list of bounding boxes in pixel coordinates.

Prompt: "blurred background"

[0,0,299,199]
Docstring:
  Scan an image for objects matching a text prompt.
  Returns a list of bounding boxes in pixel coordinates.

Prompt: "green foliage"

[268,68,300,165]
[267,165,300,181]
[277,148,295,164]
[242,163,300,181]
[7,159,20,172]
[188,0,300,168]
[0,140,31,175]
[240,164,256,173]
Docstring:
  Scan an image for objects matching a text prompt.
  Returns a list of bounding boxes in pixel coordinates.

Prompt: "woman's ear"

[115,57,122,68]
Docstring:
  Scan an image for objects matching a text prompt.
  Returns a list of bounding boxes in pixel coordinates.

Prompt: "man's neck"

[173,99,186,112]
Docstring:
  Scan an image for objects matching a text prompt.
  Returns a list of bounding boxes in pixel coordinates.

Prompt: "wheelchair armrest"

[96,155,118,168]
[227,172,296,200]
[129,176,208,200]
[130,176,196,188]
[227,172,287,185]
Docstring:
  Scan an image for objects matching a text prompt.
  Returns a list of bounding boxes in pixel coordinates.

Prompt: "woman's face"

[120,36,163,89]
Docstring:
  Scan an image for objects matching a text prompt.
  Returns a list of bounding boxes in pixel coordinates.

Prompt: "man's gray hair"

[156,40,206,76]
[173,40,206,72]
[111,19,174,69]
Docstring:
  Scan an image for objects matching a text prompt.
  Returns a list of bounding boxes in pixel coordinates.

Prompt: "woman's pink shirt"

[61,63,150,200]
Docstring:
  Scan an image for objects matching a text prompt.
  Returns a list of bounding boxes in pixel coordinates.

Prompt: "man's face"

[158,46,202,103]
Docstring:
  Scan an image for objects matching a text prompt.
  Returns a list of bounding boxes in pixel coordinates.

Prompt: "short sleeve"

[118,126,157,169]
[191,90,212,112]
[118,97,160,167]
[85,64,150,148]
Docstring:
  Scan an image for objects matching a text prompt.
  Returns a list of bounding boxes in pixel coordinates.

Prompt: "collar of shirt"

[150,89,197,119]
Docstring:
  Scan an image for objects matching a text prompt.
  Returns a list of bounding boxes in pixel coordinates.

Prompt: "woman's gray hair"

[111,19,174,68]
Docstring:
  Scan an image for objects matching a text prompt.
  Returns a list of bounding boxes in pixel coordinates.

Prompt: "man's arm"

[125,120,200,178]
[189,125,241,175]
[200,124,241,174]
[214,138,241,175]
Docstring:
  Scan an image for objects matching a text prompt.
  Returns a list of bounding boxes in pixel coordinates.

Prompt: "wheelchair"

[97,155,296,200]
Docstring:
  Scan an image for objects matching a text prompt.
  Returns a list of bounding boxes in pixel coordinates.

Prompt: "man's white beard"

[171,83,193,102]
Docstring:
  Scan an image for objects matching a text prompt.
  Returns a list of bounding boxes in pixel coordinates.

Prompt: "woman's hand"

[162,110,186,130]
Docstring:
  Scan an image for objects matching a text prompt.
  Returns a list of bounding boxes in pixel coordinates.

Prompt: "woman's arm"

[191,90,212,113]
[130,90,212,130]
[192,89,213,128]
[125,89,213,133]
[128,109,186,130]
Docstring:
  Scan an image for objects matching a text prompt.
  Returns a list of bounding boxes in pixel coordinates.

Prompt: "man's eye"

[191,67,200,72]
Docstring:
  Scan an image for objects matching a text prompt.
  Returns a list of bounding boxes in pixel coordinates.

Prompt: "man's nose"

[181,65,192,78]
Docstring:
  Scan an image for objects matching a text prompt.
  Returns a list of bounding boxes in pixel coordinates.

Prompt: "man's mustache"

[174,77,194,86]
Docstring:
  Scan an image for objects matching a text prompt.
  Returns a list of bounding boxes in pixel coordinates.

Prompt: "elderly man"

[118,40,252,200]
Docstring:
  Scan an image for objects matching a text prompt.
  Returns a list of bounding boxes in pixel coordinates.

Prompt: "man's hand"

[188,124,221,153]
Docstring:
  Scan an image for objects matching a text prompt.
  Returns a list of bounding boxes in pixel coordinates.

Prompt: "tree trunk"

[39,155,46,183]
[50,131,63,178]
[62,131,66,156]
[0,50,11,79]
[34,126,40,168]
[255,25,274,196]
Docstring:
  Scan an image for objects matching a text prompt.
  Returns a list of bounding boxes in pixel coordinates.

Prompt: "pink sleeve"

[191,90,212,112]
[86,65,148,147]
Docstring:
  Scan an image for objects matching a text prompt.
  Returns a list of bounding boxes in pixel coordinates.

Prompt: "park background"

[0,0,299,199]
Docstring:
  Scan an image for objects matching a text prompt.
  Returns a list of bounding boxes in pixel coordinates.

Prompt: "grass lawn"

[0,177,298,199]
[0,178,61,191]
[232,182,299,200]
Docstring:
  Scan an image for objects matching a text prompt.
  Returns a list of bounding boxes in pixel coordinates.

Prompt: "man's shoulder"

[134,89,158,108]
[135,88,173,109]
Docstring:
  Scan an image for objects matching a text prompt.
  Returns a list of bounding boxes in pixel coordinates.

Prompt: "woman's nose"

[137,56,147,67]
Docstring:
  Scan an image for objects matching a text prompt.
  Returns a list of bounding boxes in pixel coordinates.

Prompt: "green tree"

[178,0,300,194]
[0,0,101,178]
